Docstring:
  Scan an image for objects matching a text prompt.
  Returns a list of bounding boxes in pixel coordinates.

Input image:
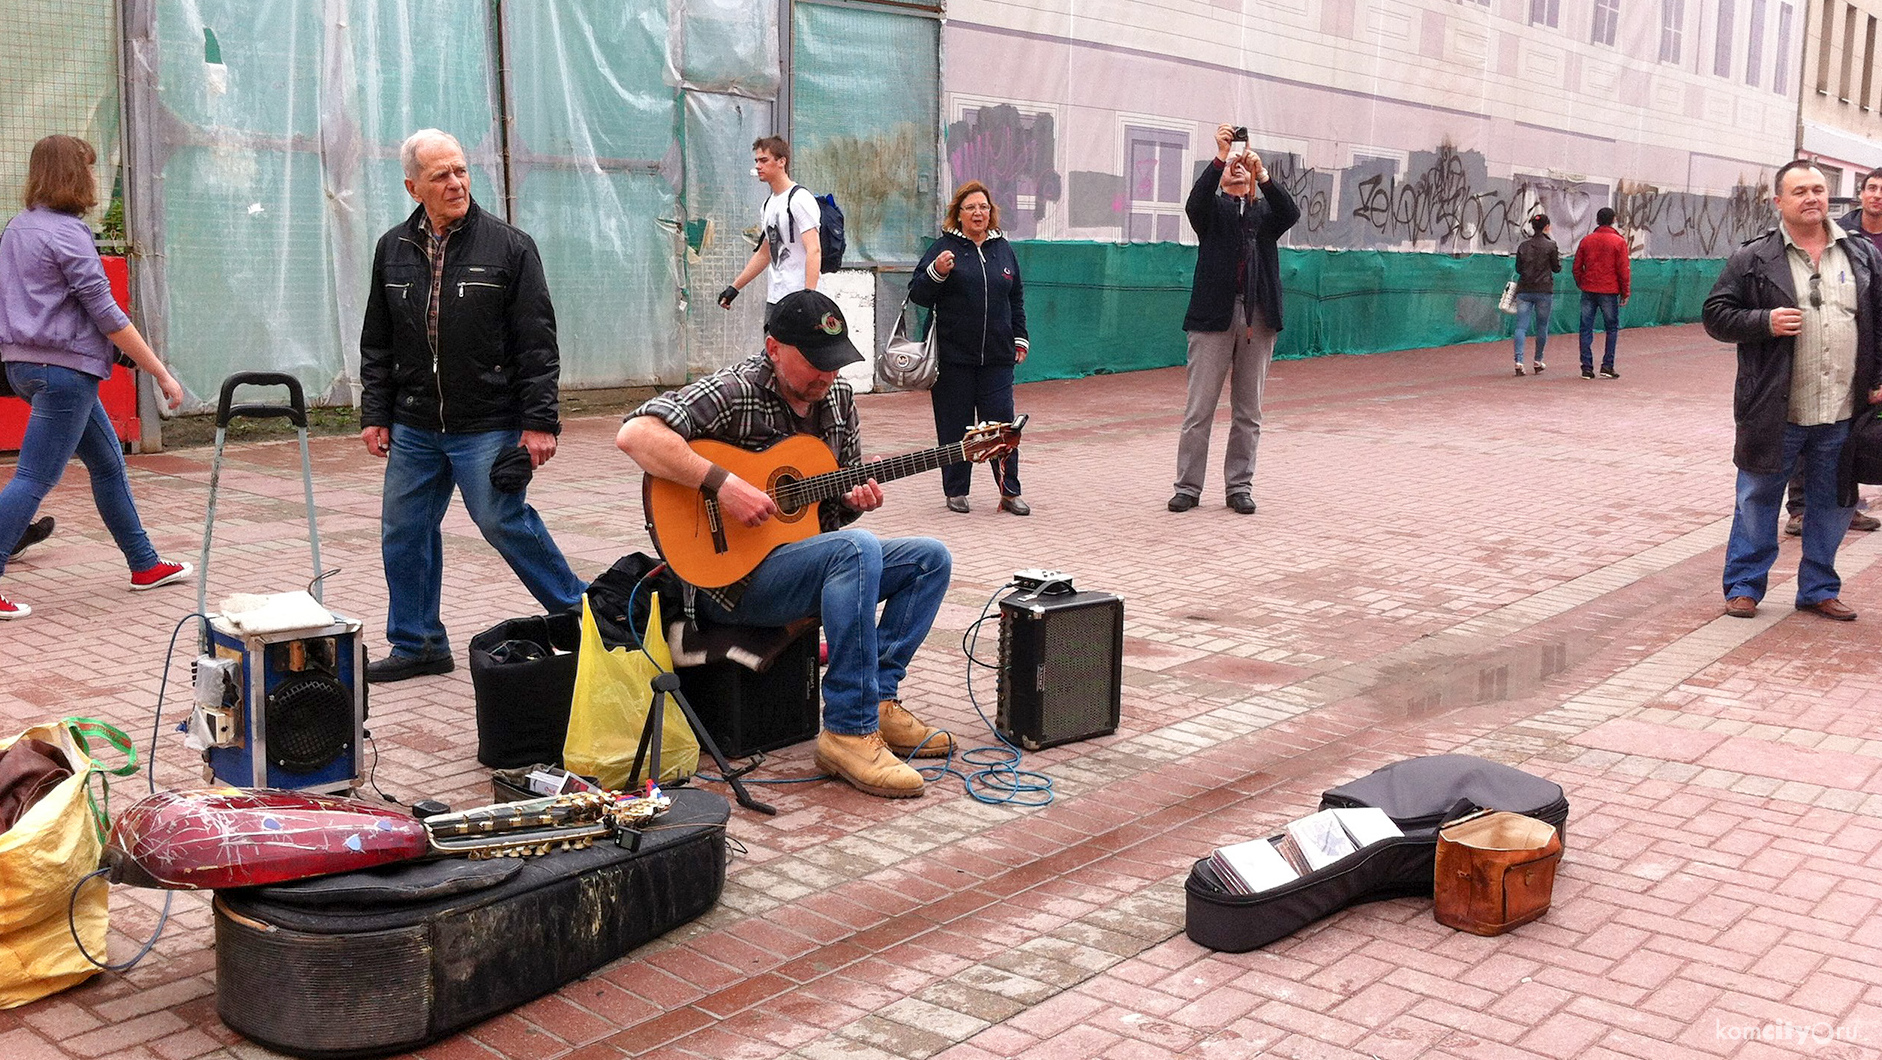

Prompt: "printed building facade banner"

[3,1,1808,408]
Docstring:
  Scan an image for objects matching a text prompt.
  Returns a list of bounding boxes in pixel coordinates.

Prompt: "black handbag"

[1839,402,1882,506]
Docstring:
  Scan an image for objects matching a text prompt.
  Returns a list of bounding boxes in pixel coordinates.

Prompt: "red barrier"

[0,254,142,452]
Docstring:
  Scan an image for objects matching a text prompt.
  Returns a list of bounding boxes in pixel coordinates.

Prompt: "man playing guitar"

[616,290,954,798]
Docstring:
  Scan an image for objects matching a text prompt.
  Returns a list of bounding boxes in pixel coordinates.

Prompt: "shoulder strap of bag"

[787,184,808,245]
[65,716,139,840]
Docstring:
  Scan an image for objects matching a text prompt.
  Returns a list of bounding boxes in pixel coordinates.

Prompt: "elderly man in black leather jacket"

[358,129,585,682]
[1704,159,1882,622]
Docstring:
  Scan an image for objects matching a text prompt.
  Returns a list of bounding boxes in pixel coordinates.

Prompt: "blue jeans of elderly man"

[1721,421,1855,609]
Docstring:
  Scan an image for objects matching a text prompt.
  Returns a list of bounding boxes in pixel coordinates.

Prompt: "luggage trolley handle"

[216,372,308,429]
[199,372,327,627]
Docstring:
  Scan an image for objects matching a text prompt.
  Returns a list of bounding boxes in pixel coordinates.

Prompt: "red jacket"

[1573,225,1631,298]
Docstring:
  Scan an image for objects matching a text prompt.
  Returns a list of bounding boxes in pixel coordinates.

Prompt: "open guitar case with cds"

[1184,754,1570,953]
[212,787,729,1058]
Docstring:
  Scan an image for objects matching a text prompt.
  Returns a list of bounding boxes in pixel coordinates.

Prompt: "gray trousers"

[1174,299,1276,499]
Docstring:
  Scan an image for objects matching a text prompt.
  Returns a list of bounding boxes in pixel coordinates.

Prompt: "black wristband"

[701,464,730,496]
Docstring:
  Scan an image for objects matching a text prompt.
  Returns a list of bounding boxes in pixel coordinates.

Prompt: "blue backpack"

[789,186,847,273]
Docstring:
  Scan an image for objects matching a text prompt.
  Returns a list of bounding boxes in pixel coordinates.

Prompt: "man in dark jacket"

[1785,169,1882,534]
[1169,123,1300,515]
[358,129,586,681]
[1573,207,1631,379]
[1703,159,1882,621]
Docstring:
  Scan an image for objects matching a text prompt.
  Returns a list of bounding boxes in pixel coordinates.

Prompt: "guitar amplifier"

[997,588,1123,751]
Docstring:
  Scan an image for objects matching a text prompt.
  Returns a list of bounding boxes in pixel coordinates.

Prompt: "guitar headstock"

[962,414,1027,463]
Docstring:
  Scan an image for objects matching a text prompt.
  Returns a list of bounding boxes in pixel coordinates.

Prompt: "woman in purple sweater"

[0,135,190,620]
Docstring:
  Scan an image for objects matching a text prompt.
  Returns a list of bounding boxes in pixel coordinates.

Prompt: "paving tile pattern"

[3,325,1880,1058]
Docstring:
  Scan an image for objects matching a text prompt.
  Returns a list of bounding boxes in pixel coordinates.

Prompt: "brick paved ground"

[2,324,1880,1060]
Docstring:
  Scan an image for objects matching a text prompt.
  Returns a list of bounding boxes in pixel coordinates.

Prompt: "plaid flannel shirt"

[630,353,861,609]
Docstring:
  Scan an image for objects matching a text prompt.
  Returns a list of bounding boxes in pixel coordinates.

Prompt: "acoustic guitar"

[643,417,1026,588]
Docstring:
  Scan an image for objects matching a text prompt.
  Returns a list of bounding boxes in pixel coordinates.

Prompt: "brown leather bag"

[1433,810,1562,936]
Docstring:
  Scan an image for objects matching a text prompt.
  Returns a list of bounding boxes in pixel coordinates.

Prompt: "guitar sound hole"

[770,470,808,522]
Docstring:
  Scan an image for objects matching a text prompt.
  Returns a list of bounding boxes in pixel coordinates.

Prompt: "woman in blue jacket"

[910,182,1031,514]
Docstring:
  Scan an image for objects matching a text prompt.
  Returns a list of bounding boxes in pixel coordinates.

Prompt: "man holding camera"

[1169,123,1300,515]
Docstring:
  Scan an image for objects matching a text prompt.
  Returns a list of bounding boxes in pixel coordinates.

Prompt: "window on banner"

[1592,0,1620,45]
[1125,126,1188,243]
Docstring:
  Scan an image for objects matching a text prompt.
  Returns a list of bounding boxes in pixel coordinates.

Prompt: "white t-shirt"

[761,184,823,304]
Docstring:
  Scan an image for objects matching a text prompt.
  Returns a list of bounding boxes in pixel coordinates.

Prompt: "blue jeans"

[1722,420,1854,606]
[696,530,951,735]
[0,362,158,577]
[1579,293,1620,371]
[1512,293,1552,363]
[381,424,585,657]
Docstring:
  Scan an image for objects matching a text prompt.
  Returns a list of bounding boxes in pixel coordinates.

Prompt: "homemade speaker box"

[1184,754,1570,952]
[997,588,1123,750]
[213,787,729,1059]
[198,611,365,794]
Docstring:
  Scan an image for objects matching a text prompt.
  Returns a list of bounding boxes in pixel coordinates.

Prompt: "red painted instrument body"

[106,788,429,890]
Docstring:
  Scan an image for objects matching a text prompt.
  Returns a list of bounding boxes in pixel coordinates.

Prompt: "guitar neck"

[782,441,969,506]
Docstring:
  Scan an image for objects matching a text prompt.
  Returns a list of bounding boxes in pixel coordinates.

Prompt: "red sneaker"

[0,593,29,619]
[130,559,194,591]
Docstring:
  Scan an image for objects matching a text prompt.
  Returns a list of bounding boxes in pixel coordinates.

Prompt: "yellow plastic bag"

[562,594,697,788]
[0,720,126,1008]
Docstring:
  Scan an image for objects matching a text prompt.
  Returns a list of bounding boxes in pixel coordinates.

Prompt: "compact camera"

[1230,126,1248,144]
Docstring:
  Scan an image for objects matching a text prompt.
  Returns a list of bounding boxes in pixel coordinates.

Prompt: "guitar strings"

[763,442,968,509]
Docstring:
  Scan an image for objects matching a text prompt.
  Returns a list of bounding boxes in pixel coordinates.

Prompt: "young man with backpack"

[719,136,843,321]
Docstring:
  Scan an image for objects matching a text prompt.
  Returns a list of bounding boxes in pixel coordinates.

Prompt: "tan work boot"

[814,731,924,798]
[878,699,955,758]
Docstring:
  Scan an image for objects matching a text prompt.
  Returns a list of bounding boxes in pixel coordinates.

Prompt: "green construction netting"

[682,92,774,372]
[670,0,778,97]
[146,0,504,405]
[788,2,939,265]
[504,0,682,387]
[0,0,120,232]
[1011,243,1727,382]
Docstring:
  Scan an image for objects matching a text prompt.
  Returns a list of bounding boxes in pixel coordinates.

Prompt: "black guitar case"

[213,788,729,1058]
[1184,754,1569,953]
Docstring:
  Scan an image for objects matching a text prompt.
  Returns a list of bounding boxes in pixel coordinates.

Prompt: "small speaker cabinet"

[998,588,1123,750]
[676,624,821,759]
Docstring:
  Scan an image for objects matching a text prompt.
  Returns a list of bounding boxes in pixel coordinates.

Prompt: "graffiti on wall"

[1346,143,1531,248]
[945,104,1063,239]
[1612,180,1772,256]
[982,128,1775,256]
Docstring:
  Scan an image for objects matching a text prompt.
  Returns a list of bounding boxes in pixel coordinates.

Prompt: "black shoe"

[9,517,53,558]
[1227,494,1257,515]
[1580,367,1595,380]
[1168,493,1199,512]
[1599,367,1620,379]
[367,652,455,683]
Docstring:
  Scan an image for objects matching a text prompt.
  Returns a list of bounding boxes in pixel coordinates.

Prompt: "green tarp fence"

[1011,242,1727,382]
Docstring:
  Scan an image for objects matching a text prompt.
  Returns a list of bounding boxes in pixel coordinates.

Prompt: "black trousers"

[930,360,1019,497]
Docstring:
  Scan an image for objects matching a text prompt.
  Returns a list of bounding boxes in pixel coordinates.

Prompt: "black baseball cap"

[765,290,863,372]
